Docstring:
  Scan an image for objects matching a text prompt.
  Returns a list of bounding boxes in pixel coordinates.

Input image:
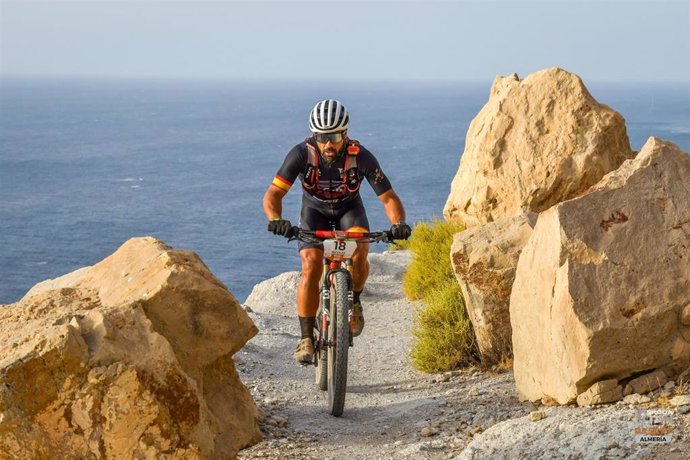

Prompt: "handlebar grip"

[383,230,394,241]
[289,226,300,238]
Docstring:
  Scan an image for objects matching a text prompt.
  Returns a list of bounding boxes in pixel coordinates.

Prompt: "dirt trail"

[235,250,690,459]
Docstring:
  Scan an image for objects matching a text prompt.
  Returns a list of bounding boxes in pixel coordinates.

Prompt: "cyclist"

[263,99,411,364]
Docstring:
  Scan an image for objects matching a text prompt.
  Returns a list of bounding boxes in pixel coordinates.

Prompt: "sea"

[1,78,688,304]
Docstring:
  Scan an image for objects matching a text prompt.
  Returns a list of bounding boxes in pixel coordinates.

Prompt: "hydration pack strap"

[344,140,360,193]
[304,140,320,191]
[303,137,361,193]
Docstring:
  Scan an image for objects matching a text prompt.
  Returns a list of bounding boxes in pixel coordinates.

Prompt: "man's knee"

[353,242,369,262]
[300,249,323,281]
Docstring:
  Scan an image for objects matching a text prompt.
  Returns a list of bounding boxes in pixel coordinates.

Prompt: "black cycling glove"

[390,221,412,240]
[267,218,294,238]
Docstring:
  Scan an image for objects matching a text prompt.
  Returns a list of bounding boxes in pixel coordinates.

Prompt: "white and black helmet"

[308,99,349,133]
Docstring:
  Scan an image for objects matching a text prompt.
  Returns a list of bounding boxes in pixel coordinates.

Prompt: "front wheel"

[327,271,351,417]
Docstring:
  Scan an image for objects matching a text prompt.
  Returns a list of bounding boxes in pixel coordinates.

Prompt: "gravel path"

[236,250,690,459]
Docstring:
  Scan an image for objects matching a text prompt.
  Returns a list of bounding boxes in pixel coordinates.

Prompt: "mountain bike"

[285,227,393,417]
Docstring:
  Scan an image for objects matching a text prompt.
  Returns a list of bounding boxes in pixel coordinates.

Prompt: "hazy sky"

[2,0,689,81]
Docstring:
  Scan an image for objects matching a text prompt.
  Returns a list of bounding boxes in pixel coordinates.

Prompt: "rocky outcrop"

[444,67,634,227]
[244,271,301,316]
[450,213,537,364]
[510,137,690,404]
[0,237,261,459]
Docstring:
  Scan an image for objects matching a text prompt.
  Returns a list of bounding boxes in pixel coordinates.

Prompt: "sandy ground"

[235,250,690,459]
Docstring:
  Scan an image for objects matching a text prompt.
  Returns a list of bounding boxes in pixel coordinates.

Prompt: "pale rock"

[622,394,652,405]
[244,271,301,316]
[540,396,559,407]
[529,411,545,421]
[444,67,633,227]
[451,213,537,364]
[0,237,261,459]
[624,370,668,395]
[576,380,623,407]
[512,138,690,404]
[421,426,439,437]
[669,395,690,407]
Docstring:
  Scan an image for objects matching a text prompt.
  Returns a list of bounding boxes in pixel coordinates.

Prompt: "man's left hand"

[390,221,412,240]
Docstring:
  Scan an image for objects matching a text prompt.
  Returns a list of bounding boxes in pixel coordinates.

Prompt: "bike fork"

[320,278,330,347]
[318,261,355,350]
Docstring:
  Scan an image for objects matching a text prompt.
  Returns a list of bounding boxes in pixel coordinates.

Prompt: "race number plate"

[323,239,357,260]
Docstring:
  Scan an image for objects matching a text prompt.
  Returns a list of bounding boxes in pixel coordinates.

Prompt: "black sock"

[299,316,316,340]
[353,290,362,303]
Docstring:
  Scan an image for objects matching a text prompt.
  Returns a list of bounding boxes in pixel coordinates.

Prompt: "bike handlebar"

[288,226,394,244]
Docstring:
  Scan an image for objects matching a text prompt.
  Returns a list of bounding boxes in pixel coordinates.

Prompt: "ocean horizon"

[1,78,688,304]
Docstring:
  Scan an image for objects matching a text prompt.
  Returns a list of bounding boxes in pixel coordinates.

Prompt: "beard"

[322,147,340,164]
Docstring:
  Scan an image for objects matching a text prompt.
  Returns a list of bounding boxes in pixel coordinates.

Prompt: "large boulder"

[0,237,261,459]
[444,67,634,227]
[510,137,690,404]
[451,213,537,364]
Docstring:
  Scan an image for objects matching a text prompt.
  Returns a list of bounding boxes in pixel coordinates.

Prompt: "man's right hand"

[267,218,294,237]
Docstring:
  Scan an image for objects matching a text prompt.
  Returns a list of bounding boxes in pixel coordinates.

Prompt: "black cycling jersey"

[271,138,392,208]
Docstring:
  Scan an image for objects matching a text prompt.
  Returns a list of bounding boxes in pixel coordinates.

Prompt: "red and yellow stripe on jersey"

[272,175,292,192]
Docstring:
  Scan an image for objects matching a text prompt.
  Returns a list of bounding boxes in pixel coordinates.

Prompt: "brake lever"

[286,226,301,242]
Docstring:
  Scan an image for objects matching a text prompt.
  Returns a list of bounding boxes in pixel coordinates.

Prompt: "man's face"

[315,131,346,163]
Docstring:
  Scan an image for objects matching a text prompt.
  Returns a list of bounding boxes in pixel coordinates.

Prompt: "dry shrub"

[404,220,479,372]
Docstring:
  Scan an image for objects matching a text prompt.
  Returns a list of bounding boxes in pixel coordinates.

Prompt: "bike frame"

[295,229,392,356]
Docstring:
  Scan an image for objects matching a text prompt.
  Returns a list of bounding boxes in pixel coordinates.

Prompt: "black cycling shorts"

[298,198,370,252]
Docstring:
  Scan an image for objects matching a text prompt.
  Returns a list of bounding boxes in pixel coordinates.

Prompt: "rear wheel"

[327,271,351,417]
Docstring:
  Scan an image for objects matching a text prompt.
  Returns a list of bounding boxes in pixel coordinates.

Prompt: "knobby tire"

[327,271,350,417]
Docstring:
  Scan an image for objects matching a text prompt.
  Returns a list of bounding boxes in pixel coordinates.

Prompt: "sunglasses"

[315,132,344,144]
